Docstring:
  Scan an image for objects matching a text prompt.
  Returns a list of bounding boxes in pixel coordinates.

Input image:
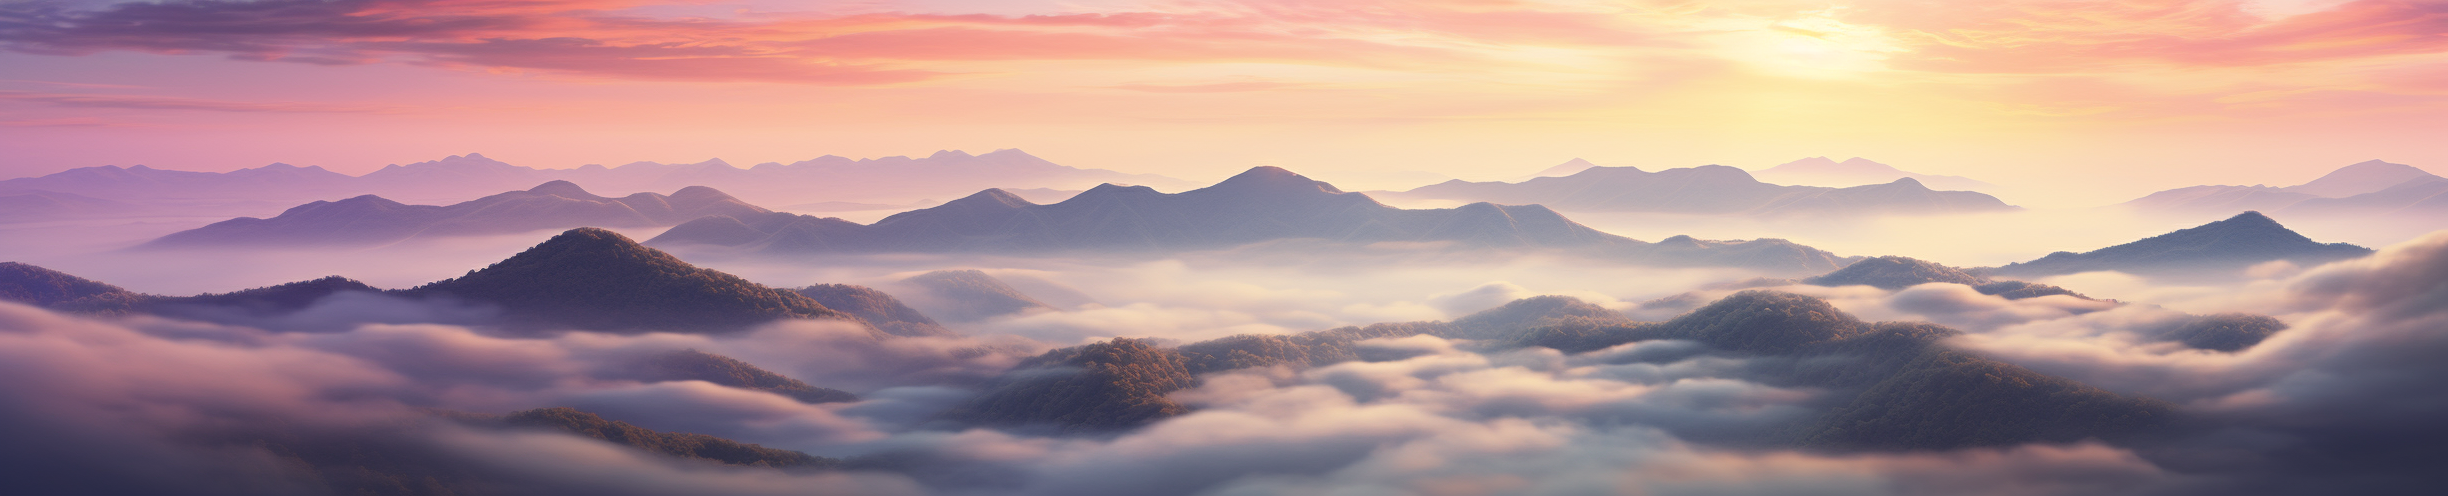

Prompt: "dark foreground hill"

[141,181,770,248]
[648,166,1860,273]
[1987,211,2372,278]
[941,290,2181,450]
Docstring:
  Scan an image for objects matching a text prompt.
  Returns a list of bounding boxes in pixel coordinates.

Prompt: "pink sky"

[3,0,2446,206]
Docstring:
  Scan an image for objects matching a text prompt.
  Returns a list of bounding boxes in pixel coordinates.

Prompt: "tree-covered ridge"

[900,269,1055,322]
[1804,256,1987,290]
[637,349,860,403]
[502,407,838,469]
[792,283,956,337]
[1440,295,1636,340]
[2152,313,2286,352]
[409,228,855,334]
[940,338,1196,433]
[0,261,134,306]
[1178,323,1429,374]
[1803,256,2093,300]
[1504,290,2177,450]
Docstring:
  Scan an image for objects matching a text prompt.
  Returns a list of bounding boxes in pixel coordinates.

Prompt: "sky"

[3,0,2447,206]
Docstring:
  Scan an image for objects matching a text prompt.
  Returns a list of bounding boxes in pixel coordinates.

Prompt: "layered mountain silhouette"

[791,284,956,337]
[1986,211,2372,277]
[404,228,855,333]
[1378,163,2014,216]
[0,149,1193,210]
[648,166,1860,273]
[2124,160,2447,217]
[140,181,770,248]
[1753,157,1997,191]
[6,228,935,335]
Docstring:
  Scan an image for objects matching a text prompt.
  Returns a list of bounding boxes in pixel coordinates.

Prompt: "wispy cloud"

[0,90,394,113]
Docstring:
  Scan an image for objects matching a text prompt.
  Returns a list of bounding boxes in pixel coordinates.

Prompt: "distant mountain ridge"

[648,166,1863,273]
[0,149,1194,209]
[1379,163,2015,216]
[1986,211,2372,277]
[140,180,770,248]
[2123,160,2447,216]
[1753,157,1997,191]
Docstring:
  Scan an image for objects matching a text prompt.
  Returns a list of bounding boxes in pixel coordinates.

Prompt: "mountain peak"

[1532,158,1601,178]
[1204,166,1347,195]
[528,180,594,197]
[2216,210,2281,227]
[411,227,847,333]
[929,149,975,160]
[945,188,1036,209]
[2284,160,2440,197]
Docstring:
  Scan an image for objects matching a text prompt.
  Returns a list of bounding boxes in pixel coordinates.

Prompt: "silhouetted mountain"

[0,261,136,306]
[0,149,1195,209]
[1755,157,1997,191]
[141,181,770,248]
[9,233,892,335]
[791,284,956,337]
[501,407,838,469]
[1988,211,2372,277]
[2279,174,2448,217]
[649,167,1861,273]
[1971,280,2089,300]
[1804,256,1987,290]
[2149,313,2286,352]
[1522,158,1598,180]
[1799,256,2093,300]
[3,263,384,319]
[1382,164,2015,216]
[2282,160,2440,197]
[895,270,1055,323]
[634,350,860,403]
[1176,325,1429,374]
[0,162,359,203]
[408,228,856,333]
[940,338,1195,433]
[1441,295,1635,340]
[2124,160,2444,215]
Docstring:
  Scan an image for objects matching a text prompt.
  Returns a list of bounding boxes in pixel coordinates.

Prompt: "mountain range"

[1750,157,1997,191]
[1985,211,2372,278]
[0,149,1193,212]
[648,166,1863,273]
[140,181,770,248]
[2123,160,2448,217]
[6,228,958,335]
[1376,163,2015,216]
